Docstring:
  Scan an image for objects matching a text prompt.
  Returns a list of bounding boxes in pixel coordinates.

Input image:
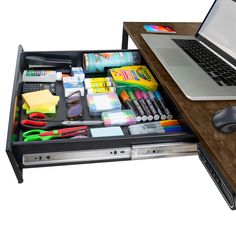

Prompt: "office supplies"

[87,87,115,94]
[22,82,56,94]
[140,91,159,120]
[22,70,62,82]
[71,67,85,82]
[85,81,112,89]
[120,90,142,122]
[83,51,141,73]
[141,0,236,100]
[154,91,173,120]
[212,106,236,133]
[23,126,88,142]
[128,120,183,135]
[147,91,167,120]
[21,112,103,130]
[25,55,72,68]
[23,102,56,114]
[110,65,158,92]
[62,120,104,126]
[102,109,137,127]
[144,25,176,33]
[84,77,111,88]
[62,76,84,97]
[90,126,124,138]
[87,93,121,116]
[22,90,59,110]
[134,90,153,121]
[127,90,147,122]
[21,112,60,130]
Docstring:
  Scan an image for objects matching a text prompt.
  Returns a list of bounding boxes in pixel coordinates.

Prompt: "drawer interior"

[8,48,197,162]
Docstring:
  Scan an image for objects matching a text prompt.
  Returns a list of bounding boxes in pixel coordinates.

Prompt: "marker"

[128,121,183,135]
[127,90,148,122]
[120,90,142,122]
[147,91,167,120]
[140,91,160,120]
[154,91,173,120]
[134,90,153,121]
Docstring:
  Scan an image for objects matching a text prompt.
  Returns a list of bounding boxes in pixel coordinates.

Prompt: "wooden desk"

[122,22,236,191]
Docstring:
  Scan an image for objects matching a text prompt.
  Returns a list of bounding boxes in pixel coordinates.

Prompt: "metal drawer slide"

[132,142,197,160]
[23,142,197,166]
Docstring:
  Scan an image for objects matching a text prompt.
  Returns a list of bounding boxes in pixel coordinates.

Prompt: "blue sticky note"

[90,126,124,138]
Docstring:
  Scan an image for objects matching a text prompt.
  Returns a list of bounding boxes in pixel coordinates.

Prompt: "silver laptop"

[142,0,236,100]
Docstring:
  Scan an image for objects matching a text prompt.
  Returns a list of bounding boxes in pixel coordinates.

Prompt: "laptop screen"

[197,0,236,65]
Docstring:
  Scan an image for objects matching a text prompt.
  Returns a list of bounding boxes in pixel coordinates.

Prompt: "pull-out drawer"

[6,45,198,183]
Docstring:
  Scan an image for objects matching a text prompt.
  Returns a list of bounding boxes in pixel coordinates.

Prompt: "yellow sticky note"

[22,90,59,109]
[23,103,56,114]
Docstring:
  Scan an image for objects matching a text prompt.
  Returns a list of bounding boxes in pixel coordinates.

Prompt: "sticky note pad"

[23,103,56,114]
[90,126,124,138]
[22,90,59,109]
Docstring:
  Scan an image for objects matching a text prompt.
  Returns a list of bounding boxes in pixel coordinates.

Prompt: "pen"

[134,90,153,121]
[140,91,160,121]
[62,120,103,126]
[120,90,142,122]
[154,91,173,120]
[147,91,167,120]
[127,90,148,122]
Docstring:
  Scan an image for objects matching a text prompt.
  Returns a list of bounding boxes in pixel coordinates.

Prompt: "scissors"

[21,112,103,130]
[23,126,88,142]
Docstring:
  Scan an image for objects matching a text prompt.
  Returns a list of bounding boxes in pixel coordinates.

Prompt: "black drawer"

[6,45,198,183]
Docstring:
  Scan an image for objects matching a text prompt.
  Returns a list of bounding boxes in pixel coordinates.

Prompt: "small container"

[102,109,137,127]
[87,87,115,94]
[22,70,58,82]
[85,81,112,89]
[63,76,84,97]
[83,51,141,73]
[87,92,121,116]
[71,67,85,82]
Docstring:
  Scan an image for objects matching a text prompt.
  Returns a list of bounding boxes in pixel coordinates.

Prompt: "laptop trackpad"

[157,48,193,67]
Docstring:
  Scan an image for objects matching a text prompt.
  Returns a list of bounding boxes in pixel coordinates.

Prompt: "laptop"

[142,0,236,100]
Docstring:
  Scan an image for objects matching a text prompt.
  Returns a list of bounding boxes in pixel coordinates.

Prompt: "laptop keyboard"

[173,39,236,86]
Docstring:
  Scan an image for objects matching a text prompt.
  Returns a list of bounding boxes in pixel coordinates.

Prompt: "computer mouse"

[213,106,236,133]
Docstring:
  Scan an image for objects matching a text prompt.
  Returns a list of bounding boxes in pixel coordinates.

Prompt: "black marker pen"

[147,91,167,120]
[154,91,173,120]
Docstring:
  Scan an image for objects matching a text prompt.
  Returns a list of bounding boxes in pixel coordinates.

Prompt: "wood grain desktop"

[122,22,236,191]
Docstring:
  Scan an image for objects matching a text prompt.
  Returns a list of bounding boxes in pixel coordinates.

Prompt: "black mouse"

[213,106,236,133]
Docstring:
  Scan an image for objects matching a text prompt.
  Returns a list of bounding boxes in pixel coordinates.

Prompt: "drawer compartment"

[6,46,198,182]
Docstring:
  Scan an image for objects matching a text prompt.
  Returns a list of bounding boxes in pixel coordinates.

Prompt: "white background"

[1,0,236,235]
